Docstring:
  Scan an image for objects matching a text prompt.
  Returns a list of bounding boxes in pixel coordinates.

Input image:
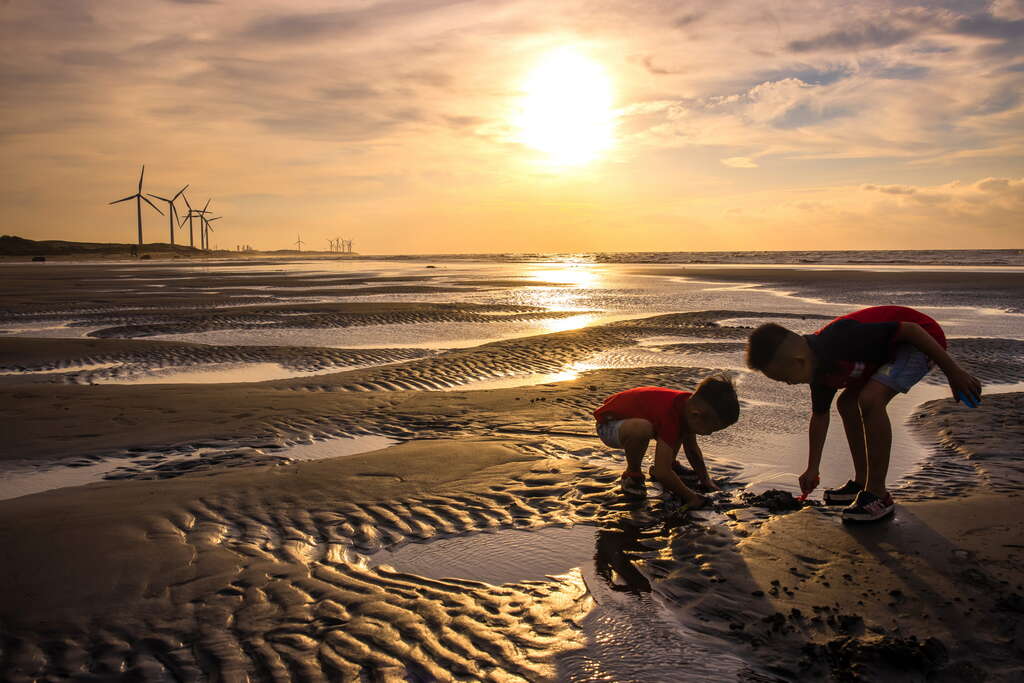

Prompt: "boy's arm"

[680,431,720,491]
[801,411,829,495]
[895,323,982,400]
[653,440,705,507]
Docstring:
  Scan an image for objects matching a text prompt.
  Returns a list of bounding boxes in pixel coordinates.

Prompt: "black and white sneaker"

[823,480,864,506]
[841,491,895,522]
[619,472,647,498]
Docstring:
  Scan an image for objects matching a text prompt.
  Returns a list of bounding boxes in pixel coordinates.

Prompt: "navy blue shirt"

[806,319,900,413]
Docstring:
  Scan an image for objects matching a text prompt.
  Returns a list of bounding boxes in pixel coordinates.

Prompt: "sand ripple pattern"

[923,337,1024,386]
[905,391,1024,497]
[0,460,627,682]
[281,311,825,393]
[63,346,433,384]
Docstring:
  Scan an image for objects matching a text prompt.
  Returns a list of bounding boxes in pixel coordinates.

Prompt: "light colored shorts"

[596,419,626,448]
[871,344,933,393]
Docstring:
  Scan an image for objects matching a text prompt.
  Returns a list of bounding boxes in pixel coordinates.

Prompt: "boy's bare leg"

[836,387,868,485]
[857,380,898,496]
[617,418,654,473]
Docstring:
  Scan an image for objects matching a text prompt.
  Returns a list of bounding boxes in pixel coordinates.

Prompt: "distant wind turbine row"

[109,165,222,256]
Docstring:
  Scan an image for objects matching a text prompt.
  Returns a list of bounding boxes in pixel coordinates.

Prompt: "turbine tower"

[181,193,197,248]
[202,216,221,251]
[147,184,189,246]
[109,165,162,254]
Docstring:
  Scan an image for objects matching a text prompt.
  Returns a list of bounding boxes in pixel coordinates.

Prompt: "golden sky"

[2,0,1023,252]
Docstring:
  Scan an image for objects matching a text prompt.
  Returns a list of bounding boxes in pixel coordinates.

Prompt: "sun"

[517,47,615,166]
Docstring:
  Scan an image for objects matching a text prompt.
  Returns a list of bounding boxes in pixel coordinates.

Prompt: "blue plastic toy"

[956,391,981,409]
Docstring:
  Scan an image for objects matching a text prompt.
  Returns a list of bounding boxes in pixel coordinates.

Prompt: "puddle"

[557,561,748,681]
[151,314,635,350]
[717,316,826,334]
[575,347,744,373]
[91,362,369,385]
[152,323,553,350]
[0,361,123,376]
[0,459,125,501]
[440,369,581,391]
[0,436,398,501]
[0,323,101,339]
[274,435,398,461]
[370,524,597,584]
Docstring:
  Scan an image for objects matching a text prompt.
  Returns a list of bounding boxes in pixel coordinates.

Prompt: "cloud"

[862,177,1024,209]
[721,157,758,168]
[862,184,916,195]
[238,0,471,43]
[787,21,922,53]
[991,0,1024,21]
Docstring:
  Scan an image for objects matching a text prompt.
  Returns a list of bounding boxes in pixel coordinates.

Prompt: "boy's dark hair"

[746,323,792,371]
[693,374,739,427]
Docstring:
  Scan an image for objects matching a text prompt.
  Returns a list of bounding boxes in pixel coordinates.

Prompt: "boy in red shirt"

[593,375,739,509]
[746,305,982,522]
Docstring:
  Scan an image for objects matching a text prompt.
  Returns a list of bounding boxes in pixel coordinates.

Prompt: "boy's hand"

[798,469,820,496]
[683,492,708,510]
[946,366,982,406]
[698,476,721,492]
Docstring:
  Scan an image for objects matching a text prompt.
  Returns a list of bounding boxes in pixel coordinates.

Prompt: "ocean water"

[370,249,1024,267]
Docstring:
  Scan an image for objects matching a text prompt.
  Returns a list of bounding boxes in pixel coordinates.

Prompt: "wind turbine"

[109,165,162,254]
[147,184,188,246]
[202,216,221,251]
[295,235,304,252]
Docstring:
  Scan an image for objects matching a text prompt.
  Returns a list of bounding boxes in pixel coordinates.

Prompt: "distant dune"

[0,235,353,259]
[0,235,202,257]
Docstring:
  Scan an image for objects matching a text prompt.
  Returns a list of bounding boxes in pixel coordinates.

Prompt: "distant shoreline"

[3,235,1021,266]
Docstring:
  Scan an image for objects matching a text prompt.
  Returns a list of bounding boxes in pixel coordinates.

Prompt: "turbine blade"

[202,198,211,212]
[173,184,189,200]
[182,193,192,210]
[147,194,170,202]
[109,194,137,204]
[142,195,164,214]
[138,165,145,192]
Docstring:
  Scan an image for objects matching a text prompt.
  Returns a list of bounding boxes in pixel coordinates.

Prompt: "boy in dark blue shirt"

[745,306,981,522]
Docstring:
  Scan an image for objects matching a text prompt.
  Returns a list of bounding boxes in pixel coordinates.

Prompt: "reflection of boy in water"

[594,376,739,509]
[745,305,982,523]
[595,526,652,594]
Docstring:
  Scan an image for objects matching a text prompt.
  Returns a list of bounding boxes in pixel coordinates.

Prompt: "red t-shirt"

[593,387,691,450]
[820,305,946,348]
[807,305,947,412]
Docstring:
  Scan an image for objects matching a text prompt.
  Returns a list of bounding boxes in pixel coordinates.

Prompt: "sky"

[1,0,1022,253]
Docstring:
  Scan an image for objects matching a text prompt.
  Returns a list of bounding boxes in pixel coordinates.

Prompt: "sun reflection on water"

[515,265,606,314]
[528,266,603,288]
[538,314,598,334]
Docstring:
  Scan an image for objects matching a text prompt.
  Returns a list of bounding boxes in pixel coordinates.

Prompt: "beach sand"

[1,262,1022,681]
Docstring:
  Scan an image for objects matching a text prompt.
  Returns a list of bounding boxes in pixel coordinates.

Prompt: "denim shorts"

[596,419,626,448]
[871,344,933,393]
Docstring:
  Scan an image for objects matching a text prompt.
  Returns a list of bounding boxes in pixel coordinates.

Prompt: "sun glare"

[518,48,615,165]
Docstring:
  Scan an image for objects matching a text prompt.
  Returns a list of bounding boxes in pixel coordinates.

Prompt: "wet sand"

[642,265,1024,314]
[2,261,1023,681]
